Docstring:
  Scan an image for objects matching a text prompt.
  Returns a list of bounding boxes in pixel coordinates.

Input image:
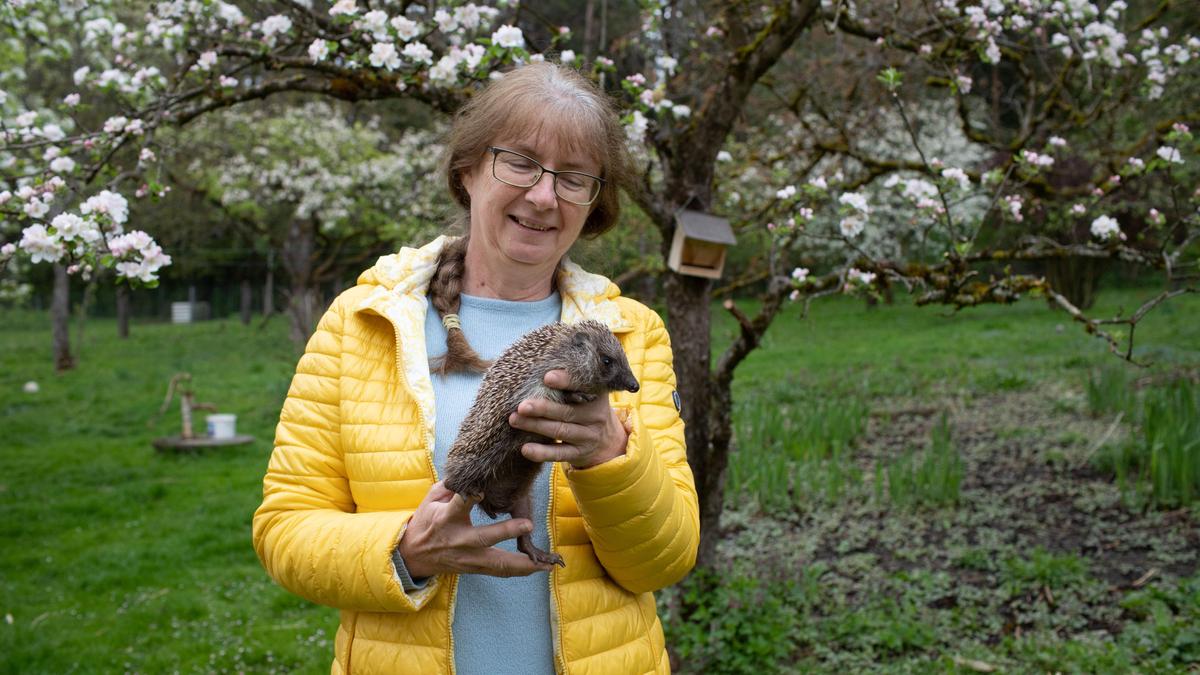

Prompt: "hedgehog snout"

[613,373,639,393]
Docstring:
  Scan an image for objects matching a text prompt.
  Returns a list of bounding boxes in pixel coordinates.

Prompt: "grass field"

[1,286,1198,673]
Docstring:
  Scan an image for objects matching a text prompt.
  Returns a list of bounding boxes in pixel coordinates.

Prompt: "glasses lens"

[493,150,541,187]
[554,172,602,205]
[491,149,602,205]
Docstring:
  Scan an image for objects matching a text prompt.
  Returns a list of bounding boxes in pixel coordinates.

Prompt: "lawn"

[1,286,1197,673]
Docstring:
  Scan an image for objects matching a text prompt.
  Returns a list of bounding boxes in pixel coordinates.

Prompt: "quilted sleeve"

[565,308,699,593]
[251,294,439,613]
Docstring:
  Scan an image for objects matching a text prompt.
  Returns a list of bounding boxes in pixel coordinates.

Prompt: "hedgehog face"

[572,324,639,395]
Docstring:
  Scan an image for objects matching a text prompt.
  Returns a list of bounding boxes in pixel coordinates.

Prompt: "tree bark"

[263,251,276,317]
[281,218,318,346]
[51,264,74,371]
[116,283,131,338]
[583,0,597,61]
[664,271,721,564]
[240,278,253,325]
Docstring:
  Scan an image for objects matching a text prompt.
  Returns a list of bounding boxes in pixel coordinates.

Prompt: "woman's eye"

[560,175,587,190]
[505,158,536,171]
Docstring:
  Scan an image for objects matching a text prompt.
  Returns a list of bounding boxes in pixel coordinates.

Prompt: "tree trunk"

[1044,256,1105,310]
[51,264,74,371]
[263,251,276,317]
[664,271,720,566]
[583,0,597,61]
[281,219,317,346]
[116,283,131,338]
[240,278,253,325]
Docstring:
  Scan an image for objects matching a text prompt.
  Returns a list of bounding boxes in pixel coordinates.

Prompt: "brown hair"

[429,62,634,375]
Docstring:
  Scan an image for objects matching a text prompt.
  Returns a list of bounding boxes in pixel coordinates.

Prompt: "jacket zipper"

[547,465,568,674]
[390,321,458,675]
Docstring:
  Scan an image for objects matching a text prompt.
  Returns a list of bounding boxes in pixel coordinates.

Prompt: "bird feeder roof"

[674,209,737,245]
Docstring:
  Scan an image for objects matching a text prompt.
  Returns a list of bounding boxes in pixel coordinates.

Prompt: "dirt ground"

[715,383,1199,653]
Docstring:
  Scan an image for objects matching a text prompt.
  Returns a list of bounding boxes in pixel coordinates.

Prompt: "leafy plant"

[1002,548,1090,596]
[665,569,801,675]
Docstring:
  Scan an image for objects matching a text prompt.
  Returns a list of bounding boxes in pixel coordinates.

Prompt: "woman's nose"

[525,173,558,209]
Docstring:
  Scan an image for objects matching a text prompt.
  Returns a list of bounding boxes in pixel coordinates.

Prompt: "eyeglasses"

[488,146,605,206]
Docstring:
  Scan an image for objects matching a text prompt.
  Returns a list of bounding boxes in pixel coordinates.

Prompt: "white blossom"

[390,16,420,41]
[839,216,865,238]
[1090,214,1121,240]
[1156,145,1183,164]
[402,41,433,65]
[433,9,458,33]
[41,124,66,142]
[429,56,459,84]
[19,225,64,263]
[838,191,870,214]
[492,24,525,49]
[260,15,292,43]
[941,167,970,190]
[81,190,129,224]
[847,268,876,285]
[103,116,128,133]
[308,39,329,62]
[360,10,390,40]
[197,50,217,71]
[370,43,401,70]
[50,156,76,174]
[329,0,358,16]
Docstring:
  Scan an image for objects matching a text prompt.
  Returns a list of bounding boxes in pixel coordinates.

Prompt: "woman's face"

[460,131,599,276]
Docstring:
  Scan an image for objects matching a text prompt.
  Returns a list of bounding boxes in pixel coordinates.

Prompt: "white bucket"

[171,302,194,324]
[206,413,237,440]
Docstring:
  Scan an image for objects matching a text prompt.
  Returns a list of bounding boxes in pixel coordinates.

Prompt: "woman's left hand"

[510,369,631,469]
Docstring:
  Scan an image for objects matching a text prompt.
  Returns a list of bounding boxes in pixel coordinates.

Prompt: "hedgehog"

[442,320,640,567]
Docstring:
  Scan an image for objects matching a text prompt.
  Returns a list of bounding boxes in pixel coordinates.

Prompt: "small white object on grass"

[23,381,39,394]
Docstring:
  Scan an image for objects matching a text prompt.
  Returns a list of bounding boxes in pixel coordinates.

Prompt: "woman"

[252,62,698,675]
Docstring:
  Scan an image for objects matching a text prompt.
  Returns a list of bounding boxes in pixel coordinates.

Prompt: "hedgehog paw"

[518,535,566,568]
[563,391,597,404]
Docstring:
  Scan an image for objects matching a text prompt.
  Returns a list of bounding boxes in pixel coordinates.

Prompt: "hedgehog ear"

[573,332,588,349]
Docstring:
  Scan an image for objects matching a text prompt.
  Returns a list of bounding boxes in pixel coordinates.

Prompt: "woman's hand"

[509,369,632,469]
[398,481,557,579]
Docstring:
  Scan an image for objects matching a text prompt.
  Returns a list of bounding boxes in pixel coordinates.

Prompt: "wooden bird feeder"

[667,209,737,279]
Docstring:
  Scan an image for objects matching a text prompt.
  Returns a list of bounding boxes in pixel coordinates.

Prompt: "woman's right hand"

[397,481,557,579]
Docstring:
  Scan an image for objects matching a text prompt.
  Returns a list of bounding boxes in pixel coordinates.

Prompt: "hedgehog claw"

[518,534,566,568]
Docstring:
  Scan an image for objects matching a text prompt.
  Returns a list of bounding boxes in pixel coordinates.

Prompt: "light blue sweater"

[394,292,562,675]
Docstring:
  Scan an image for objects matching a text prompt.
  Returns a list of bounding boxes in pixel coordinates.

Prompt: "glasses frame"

[487,146,606,206]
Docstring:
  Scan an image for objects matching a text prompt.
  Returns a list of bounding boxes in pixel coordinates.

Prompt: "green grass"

[0,313,334,674]
[878,414,963,509]
[2,286,1198,673]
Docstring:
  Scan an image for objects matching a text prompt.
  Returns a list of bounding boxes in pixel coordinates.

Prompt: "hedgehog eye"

[601,356,613,366]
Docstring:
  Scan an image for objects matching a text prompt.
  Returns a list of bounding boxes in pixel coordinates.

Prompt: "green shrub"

[665,570,800,675]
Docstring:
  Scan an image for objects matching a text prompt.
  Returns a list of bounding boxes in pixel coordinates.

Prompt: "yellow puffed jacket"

[252,236,699,675]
